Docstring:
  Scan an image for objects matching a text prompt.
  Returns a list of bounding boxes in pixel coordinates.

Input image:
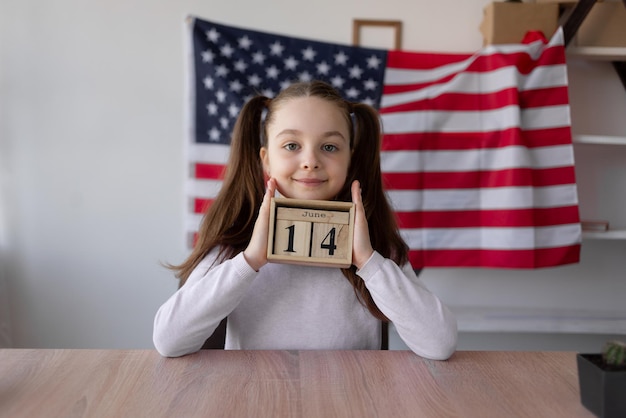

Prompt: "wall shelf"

[582,229,626,240]
[573,135,626,145]
[451,306,626,334]
[567,46,626,61]
[573,135,626,240]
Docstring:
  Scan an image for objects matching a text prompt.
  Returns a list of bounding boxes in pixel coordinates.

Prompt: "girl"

[153,81,457,359]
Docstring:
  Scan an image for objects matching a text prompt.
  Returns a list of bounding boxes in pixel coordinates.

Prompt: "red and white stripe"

[379,28,580,268]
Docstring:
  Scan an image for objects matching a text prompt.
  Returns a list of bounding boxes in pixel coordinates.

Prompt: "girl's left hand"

[243,178,277,271]
[351,180,374,270]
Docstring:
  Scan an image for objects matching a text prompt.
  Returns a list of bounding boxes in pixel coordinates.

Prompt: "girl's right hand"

[243,178,276,271]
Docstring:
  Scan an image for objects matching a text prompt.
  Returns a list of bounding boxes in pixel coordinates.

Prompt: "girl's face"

[261,96,351,201]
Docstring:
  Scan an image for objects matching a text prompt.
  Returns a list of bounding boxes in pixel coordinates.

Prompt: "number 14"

[284,224,337,256]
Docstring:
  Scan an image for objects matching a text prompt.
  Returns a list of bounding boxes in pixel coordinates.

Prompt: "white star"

[299,71,312,82]
[367,55,382,69]
[229,80,243,92]
[220,43,234,58]
[334,51,348,66]
[331,75,345,88]
[206,28,220,43]
[238,35,253,49]
[201,50,215,63]
[279,80,292,91]
[208,127,221,141]
[316,61,331,75]
[216,90,227,103]
[349,65,363,79]
[364,79,378,90]
[252,51,266,64]
[266,65,280,79]
[262,88,275,97]
[269,41,285,56]
[219,117,229,129]
[248,74,262,86]
[302,46,316,61]
[346,87,360,98]
[206,102,218,115]
[362,97,376,107]
[215,65,229,77]
[228,104,239,117]
[284,56,299,70]
[203,76,214,89]
[234,59,247,73]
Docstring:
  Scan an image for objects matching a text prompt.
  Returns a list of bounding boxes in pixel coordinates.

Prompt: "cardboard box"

[480,2,560,45]
[575,2,626,47]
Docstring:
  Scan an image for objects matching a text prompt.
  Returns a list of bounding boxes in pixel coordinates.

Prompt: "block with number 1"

[267,198,355,268]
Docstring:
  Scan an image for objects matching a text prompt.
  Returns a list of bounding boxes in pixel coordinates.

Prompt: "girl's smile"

[293,177,325,185]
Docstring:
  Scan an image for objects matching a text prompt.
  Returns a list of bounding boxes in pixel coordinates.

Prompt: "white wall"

[1,0,625,350]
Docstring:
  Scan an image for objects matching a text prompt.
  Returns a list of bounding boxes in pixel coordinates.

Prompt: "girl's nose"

[301,150,320,170]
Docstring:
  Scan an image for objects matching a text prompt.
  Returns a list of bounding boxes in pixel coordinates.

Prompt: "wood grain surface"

[0,349,594,417]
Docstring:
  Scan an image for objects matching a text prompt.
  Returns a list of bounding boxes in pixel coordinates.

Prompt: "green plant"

[602,340,626,367]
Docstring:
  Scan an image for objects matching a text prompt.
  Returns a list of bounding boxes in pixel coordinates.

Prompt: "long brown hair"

[171,80,408,321]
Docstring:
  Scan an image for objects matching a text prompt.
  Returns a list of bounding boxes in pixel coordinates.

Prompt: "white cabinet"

[569,47,626,241]
[574,135,626,240]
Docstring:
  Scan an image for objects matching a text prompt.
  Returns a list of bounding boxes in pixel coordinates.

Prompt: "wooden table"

[0,349,593,417]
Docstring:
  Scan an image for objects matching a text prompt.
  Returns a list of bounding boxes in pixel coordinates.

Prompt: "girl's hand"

[244,178,277,271]
[351,180,374,270]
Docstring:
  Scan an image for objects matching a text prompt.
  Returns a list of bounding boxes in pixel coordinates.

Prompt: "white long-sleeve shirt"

[153,250,457,359]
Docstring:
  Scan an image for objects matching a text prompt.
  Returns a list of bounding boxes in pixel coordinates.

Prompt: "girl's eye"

[283,143,299,151]
[323,144,338,152]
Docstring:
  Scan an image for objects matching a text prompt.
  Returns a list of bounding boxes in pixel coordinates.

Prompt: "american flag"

[186,16,581,269]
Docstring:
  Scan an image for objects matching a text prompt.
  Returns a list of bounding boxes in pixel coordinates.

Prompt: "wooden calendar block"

[267,198,354,268]
[273,219,311,258]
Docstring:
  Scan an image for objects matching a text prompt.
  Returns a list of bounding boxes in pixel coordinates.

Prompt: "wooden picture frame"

[352,19,403,50]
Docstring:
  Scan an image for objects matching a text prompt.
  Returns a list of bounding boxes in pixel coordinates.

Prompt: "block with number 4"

[267,198,355,268]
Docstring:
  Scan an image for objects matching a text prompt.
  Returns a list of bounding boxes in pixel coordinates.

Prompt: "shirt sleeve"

[357,251,458,360]
[153,251,257,357]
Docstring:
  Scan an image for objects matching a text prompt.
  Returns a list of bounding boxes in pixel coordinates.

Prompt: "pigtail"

[349,103,407,264]
[347,103,383,215]
[217,96,268,246]
[341,102,409,322]
[171,96,268,284]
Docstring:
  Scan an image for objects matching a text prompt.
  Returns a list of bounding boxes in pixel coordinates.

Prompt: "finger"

[245,179,276,271]
[261,178,276,209]
[351,180,361,204]
[258,179,278,232]
[267,178,277,197]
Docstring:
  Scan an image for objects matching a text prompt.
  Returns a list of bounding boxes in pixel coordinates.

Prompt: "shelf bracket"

[613,61,626,91]
[561,0,626,91]
[560,0,597,47]
[616,0,626,90]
